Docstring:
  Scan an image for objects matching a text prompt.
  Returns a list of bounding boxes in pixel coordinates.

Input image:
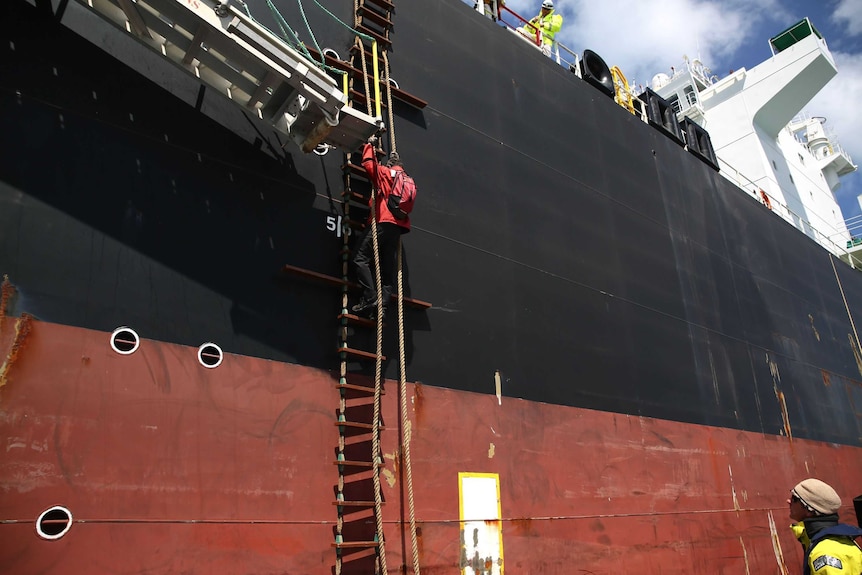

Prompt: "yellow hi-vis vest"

[793,522,862,575]
[528,11,562,45]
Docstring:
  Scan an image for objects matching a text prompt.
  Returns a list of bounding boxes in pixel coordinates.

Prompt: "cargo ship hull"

[1,0,861,573]
[3,319,862,574]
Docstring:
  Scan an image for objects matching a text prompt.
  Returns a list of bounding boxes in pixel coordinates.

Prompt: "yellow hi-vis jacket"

[793,521,862,575]
[528,10,562,46]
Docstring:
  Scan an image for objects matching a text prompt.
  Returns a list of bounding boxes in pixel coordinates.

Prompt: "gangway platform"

[79,0,383,152]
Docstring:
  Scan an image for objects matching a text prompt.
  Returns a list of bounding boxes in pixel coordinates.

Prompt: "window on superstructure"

[772,160,777,170]
[790,174,794,183]
[798,153,805,165]
[668,95,681,114]
[684,86,697,107]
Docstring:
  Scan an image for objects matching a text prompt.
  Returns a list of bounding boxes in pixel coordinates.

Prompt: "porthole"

[110,327,140,355]
[322,47,341,61]
[197,342,223,368]
[36,506,73,540]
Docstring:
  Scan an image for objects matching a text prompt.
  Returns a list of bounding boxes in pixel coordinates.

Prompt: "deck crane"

[83,0,383,152]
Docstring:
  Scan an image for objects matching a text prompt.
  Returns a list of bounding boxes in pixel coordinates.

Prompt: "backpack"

[386,170,416,220]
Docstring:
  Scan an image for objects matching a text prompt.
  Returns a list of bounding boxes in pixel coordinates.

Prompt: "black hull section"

[2,0,861,446]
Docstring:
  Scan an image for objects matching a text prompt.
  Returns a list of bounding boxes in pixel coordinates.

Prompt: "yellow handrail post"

[610,65,635,115]
[342,72,349,103]
[371,40,382,119]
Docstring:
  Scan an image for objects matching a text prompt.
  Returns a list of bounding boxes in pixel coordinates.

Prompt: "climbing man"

[351,136,414,321]
[787,478,862,575]
[520,0,562,57]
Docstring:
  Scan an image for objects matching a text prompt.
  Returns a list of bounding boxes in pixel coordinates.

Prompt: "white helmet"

[542,0,553,8]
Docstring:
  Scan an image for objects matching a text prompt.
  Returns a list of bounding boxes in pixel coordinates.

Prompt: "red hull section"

[2,318,861,574]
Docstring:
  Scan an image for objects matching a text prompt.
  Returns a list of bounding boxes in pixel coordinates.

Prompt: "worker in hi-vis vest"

[787,478,862,575]
[525,0,562,55]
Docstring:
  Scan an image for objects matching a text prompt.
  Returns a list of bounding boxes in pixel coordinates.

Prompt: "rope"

[315,0,374,44]
[369,189,389,575]
[382,51,396,154]
[830,254,862,355]
[377,25,420,575]
[241,0,349,76]
[356,37,374,117]
[260,0,314,61]
[292,0,324,65]
[397,241,421,575]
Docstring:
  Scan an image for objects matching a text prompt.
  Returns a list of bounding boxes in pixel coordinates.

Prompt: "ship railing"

[663,58,720,88]
[482,2,579,70]
[788,114,856,166]
[717,156,856,264]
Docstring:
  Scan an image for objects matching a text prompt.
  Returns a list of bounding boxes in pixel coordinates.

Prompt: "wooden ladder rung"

[343,161,370,179]
[333,459,377,467]
[282,264,347,287]
[393,295,433,310]
[348,88,388,111]
[342,190,370,204]
[344,50,428,110]
[357,24,391,48]
[357,5,393,29]
[333,540,380,548]
[344,218,366,230]
[333,500,381,506]
[338,313,378,327]
[360,0,394,12]
[282,266,432,310]
[336,382,383,394]
[334,420,385,430]
[338,346,385,361]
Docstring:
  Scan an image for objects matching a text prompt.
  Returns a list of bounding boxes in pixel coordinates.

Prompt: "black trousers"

[353,222,402,305]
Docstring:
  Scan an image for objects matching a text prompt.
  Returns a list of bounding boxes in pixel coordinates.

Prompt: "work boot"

[351,297,377,316]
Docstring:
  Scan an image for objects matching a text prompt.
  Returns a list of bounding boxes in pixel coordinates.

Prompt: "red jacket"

[361,143,410,231]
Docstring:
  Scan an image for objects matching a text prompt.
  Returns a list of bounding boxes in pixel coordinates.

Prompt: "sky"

[500,0,862,234]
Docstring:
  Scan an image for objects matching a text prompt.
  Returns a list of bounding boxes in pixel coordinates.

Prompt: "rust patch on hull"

[0,313,32,391]
[767,354,792,440]
[0,274,16,332]
[808,314,820,342]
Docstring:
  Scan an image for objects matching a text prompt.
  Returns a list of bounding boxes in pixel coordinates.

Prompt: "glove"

[543,22,549,29]
[368,135,378,146]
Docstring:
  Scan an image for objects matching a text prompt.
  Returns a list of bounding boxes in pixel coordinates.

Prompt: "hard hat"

[542,0,553,8]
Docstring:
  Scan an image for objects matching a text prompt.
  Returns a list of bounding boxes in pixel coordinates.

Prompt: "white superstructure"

[650,18,859,265]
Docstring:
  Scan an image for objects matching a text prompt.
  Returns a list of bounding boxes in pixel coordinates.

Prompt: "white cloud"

[832,0,862,37]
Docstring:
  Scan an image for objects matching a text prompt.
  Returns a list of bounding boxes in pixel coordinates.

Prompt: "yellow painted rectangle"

[459,472,503,575]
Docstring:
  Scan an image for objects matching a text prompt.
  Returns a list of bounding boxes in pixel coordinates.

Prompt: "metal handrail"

[716,157,853,260]
[494,3,578,69]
